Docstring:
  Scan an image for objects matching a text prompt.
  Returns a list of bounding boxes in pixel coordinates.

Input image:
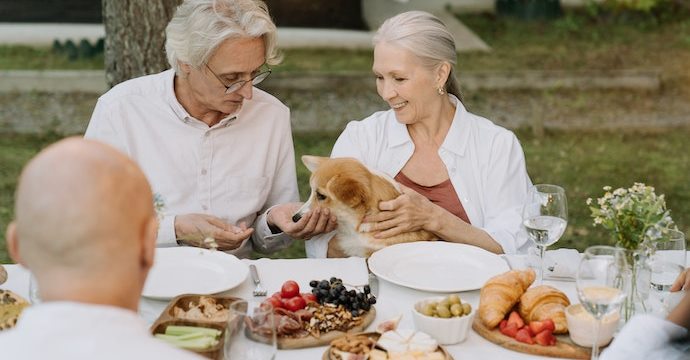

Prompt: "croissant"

[478,269,536,329]
[518,285,570,334]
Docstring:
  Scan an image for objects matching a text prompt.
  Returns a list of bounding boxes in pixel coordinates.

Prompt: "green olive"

[422,303,436,316]
[462,303,472,315]
[450,303,463,317]
[436,304,451,318]
[439,298,451,308]
[447,294,461,305]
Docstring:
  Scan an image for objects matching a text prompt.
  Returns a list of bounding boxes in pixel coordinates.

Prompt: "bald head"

[11,138,155,277]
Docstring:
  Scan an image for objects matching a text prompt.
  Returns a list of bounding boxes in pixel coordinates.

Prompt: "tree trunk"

[102,0,182,88]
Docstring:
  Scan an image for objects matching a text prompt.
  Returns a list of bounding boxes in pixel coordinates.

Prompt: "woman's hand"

[671,267,690,292]
[361,184,440,239]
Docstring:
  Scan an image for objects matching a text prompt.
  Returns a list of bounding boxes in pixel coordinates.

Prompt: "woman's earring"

[437,87,446,95]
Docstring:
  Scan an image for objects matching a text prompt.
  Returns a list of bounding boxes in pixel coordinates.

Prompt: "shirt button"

[202,205,208,211]
[201,169,207,175]
[204,132,210,137]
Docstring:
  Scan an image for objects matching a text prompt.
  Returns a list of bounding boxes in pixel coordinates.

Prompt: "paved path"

[0,22,489,51]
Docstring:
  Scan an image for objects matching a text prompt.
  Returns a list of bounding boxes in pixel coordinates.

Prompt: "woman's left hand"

[360,184,439,238]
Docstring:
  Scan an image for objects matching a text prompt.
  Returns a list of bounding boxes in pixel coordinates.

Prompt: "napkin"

[245,257,369,293]
[504,248,582,280]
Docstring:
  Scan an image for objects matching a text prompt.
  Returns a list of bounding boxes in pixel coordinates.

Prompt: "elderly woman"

[306,11,532,257]
[86,0,335,258]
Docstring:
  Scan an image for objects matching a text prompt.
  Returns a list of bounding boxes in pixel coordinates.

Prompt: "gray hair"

[165,0,282,74]
[373,11,462,101]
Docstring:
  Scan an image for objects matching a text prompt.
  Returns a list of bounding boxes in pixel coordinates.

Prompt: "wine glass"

[224,300,276,360]
[522,184,568,284]
[28,272,41,304]
[576,246,629,360]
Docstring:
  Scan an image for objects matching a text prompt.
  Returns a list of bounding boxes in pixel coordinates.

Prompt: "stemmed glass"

[576,246,629,360]
[522,184,568,284]
[649,230,686,314]
[224,300,276,360]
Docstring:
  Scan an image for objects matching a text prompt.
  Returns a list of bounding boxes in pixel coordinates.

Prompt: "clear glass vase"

[618,248,651,322]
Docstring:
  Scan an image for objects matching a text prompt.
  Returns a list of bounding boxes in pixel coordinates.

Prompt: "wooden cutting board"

[472,317,591,359]
[321,331,453,360]
[277,307,376,349]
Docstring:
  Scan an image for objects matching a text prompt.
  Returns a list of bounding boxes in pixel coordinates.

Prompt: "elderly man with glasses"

[85,0,336,257]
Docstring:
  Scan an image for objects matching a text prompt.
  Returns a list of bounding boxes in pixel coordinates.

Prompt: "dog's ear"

[301,155,328,173]
[328,174,368,209]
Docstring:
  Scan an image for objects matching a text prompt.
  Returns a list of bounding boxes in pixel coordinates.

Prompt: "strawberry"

[500,323,519,338]
[535,329,557,346]
[499,320,508,331]
[529,319,555,334]
[515,328,534,344]
[521,325,535,337]
[507,311,525,329]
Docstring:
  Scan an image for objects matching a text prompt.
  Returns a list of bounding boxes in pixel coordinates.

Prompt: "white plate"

[142,247,248,300]
[368,242,510,292]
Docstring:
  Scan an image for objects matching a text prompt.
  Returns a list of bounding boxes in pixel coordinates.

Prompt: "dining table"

[2,249,689,360]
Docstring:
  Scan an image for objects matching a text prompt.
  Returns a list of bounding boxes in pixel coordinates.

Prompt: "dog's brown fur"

[297,156,436,258]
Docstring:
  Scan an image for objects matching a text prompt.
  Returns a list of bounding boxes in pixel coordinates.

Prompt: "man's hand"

[175,213,253,251]
[267,203,337,240]
[360,184,439,239]
[671,267,690,292]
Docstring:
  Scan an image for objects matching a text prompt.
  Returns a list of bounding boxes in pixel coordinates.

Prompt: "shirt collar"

[17,301,147,333]
[386,94,469,157]
[165,69,240,128]
[440,94,470,157]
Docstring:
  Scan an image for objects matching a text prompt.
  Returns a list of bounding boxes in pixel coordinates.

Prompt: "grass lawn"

[1,9,688,75]
[1,129,689,263]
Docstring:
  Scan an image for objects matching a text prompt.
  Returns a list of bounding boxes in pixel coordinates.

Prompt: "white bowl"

[412,296,475,345]
[565,304,620,347]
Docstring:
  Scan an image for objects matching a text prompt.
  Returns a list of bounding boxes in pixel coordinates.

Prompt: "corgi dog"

[294,155,436,258]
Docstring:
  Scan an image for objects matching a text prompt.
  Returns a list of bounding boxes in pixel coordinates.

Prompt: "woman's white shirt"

[305,95,532,257]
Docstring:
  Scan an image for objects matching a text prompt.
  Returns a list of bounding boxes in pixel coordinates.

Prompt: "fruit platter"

[256,277,378,349]
[472,269,591,359]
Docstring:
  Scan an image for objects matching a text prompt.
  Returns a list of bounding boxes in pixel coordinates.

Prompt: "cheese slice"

[377,329,438,354]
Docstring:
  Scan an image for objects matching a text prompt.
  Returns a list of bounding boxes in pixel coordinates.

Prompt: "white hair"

[373,11,462,100]
[165,0,282,74]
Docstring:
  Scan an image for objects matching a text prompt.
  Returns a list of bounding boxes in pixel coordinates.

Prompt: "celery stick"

[165,325,221,338]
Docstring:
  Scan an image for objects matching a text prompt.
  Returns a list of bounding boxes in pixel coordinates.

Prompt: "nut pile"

[330,334,376,358]
[306,303,364,337]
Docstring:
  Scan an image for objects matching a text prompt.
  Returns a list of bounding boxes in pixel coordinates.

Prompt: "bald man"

[0,138,202,359]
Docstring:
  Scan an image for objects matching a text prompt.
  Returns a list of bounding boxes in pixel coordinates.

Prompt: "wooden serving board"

[472,317,591,359]
[277,307,376,349]
[321,331,453,360]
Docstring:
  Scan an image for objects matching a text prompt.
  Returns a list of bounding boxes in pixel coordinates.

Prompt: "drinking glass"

[522,184,568,284]
[651,229,686,268]
[648,259,684,315]
[28,273,41,304]
[576,246,629,360]
[224,300,276,360]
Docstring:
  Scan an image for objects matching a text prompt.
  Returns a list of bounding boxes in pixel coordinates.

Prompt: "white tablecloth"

[2,254,589,360]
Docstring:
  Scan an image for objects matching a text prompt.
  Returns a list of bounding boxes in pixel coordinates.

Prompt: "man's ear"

[140,215,158,271]
[327,174,368,209]
[6,222,26,267]
[179,61,192,77]
[301,155,328,173]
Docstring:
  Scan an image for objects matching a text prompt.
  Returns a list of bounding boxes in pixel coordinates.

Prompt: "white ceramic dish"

[142,247,248,300]
[412,296,475,345]
[368,242,510,292]
[565,303,620,347]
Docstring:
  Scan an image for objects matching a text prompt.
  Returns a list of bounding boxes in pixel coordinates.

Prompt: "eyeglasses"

[205,63,271,94]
